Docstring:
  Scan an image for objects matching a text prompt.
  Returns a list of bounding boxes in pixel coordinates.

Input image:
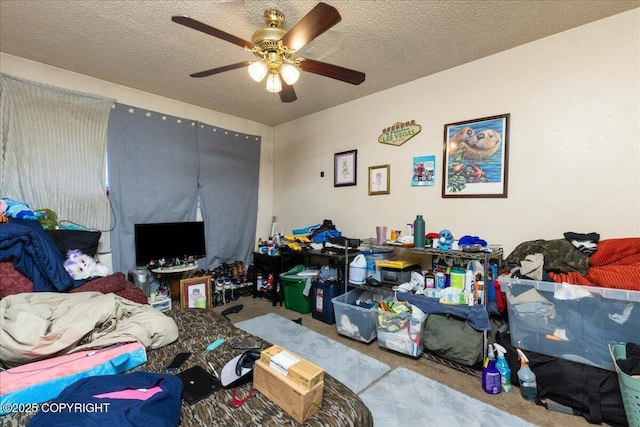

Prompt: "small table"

[252,252,304,306]
[151,263,198,300]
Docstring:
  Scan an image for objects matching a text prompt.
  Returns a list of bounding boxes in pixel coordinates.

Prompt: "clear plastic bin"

[332,288,385,342]
[499,276,640,371]
[376,305,427,357]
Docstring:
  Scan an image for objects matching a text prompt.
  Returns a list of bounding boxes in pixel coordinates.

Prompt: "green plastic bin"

[280,273,312,314]
[610,344,640,427]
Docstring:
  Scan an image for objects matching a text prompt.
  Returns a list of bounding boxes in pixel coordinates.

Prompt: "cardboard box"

[375,258,421,269]
[259,345,324,390]
[254,359,323,424]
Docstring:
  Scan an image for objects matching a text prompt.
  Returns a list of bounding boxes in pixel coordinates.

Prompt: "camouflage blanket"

[1,307,373,427]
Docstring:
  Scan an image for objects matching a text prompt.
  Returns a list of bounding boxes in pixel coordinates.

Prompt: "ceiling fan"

[172,2,365,103]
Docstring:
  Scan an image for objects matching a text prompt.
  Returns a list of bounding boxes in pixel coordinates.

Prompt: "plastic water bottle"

[516,348,537,401]
[413,215,425,248]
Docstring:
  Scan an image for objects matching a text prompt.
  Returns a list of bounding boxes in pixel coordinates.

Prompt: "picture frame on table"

[369,164,390,195]
[334,149,357,187]
[180,276,211,309]
[442,113,510,198]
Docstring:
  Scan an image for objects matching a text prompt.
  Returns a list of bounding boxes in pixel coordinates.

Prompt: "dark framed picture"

[180,276,211,309]
[334,149,357,187]
[368,164,390,195]
[442,113,510,198]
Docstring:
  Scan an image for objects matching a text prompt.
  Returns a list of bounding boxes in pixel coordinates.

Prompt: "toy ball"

[438,229,454,250]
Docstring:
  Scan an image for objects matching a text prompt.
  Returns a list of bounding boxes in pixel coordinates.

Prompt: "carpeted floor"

[236,313,537,427]
[236,313,391,394]
[213,294,594,427]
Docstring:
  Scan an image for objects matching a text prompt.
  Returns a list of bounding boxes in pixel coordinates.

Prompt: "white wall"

[2,10,639,260]
[273,10,640,256]
[0,54,275,266]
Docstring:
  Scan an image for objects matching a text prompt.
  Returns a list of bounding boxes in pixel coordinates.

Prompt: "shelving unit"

[302,247,360,291]
[251,251,304,306]
[348,244,504,374]
[353,245,503,298]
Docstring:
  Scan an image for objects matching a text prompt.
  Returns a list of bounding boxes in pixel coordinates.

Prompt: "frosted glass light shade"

[280,63,300,85]
[266,72,282,93]
[248,61,268,82]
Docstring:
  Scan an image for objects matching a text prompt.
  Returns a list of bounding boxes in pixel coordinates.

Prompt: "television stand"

[151,263,199,300]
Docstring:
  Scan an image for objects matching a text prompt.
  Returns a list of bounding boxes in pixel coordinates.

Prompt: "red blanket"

[549,238,640,291]
[0,262,147,304]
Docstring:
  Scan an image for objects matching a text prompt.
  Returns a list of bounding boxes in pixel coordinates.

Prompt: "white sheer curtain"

[0,74,114,230]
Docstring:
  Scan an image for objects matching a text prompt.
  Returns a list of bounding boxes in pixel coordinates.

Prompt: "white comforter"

[0,292,178,367]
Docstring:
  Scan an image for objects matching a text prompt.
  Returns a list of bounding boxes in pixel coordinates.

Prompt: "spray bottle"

[493,343,511,393]
[516,348,537,402]
[482,344,501,394]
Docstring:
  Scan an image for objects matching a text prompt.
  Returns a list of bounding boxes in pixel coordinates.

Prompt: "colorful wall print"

[412,155,435,186]
[442,114,510,198]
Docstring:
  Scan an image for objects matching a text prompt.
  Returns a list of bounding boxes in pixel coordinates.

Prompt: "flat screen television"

[134,221,206,266]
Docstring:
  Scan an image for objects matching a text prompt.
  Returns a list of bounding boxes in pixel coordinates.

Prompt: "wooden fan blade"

[172,16,254,50]
[279,80,297,103]
[299,59,365,85]
[190,61,252,78]
[280,3,341,52]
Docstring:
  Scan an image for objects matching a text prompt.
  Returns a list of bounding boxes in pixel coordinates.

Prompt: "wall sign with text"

[378,120,421,146]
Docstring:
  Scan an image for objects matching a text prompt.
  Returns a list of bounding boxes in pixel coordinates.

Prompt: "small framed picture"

[180,276,211,309]
[334,149,357,187]
[369,164,390,195]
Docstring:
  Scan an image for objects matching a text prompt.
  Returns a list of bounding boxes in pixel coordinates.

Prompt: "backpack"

[496,328,626,426]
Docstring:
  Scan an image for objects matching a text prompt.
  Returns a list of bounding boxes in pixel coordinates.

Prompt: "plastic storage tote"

[499,276,640,371]
[376,303,427,357]
[281,273,312,314]
[332,288,385,342]
[360,248,393,281]
[311,280,345,325]
[610,344,640,427]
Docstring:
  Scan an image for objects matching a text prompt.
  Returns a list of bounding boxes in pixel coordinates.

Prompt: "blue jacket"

[27,372,183,427]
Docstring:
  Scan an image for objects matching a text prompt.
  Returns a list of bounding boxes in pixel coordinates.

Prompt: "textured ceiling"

[1,1,638,126]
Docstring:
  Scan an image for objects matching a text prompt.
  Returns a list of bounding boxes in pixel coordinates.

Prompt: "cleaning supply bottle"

[493,343,511,393]
[465,263,475,305]
[482,344,501,394]
[436,269,446,289]
[424,270,435,289]
[475,273,484,305]
[413,215,426,248]
[516,348,537,402]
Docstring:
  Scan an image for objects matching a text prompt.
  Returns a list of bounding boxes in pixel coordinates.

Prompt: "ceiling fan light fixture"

[280,62,300,85]
[248,61,268,82]
[266,72,282,93]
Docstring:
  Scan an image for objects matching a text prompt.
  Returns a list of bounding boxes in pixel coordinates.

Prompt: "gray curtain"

[107,103,260,274]
[0,73,114,230]
[197,125,261,269]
